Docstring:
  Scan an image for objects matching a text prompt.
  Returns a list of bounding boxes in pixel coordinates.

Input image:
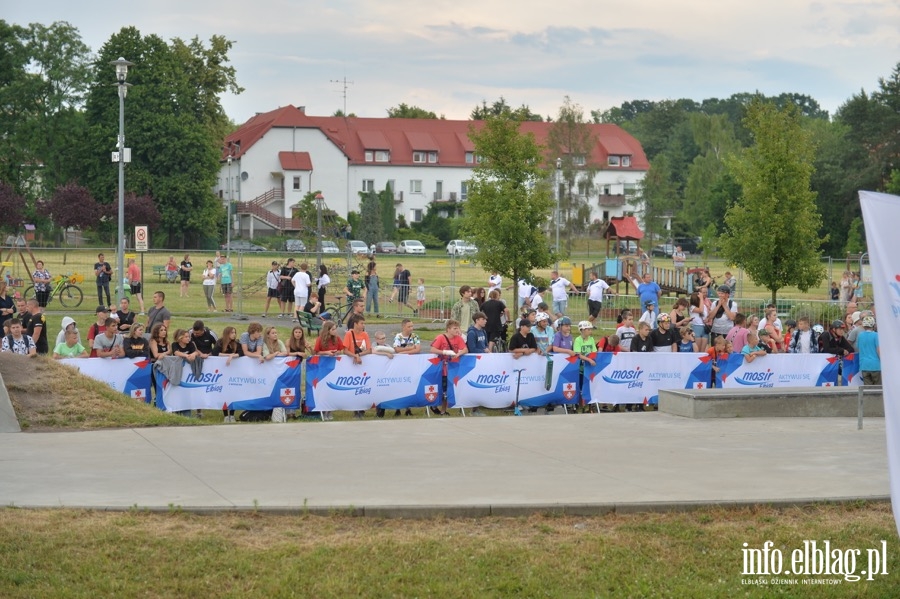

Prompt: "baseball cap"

[717,285,731,293]
[96,305,109,313]
[518,318,532,328]
[851,311,861,323]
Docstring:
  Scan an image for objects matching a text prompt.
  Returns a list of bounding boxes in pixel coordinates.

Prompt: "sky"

[7,0,900,125]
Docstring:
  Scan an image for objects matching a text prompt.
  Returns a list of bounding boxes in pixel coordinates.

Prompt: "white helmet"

[812,324,824,334]
[535,312,550,323]
[578,320,594,331]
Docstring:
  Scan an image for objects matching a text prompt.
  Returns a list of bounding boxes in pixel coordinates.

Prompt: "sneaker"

[261,313,268,318]
[404,408,413,417]
[277,314,284,319]
[394,409,401,417]
[138,312,145,316]
[376,408,385,418]
[412,309,419,316]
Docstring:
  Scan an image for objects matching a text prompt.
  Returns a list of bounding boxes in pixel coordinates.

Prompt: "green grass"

[0,503,896,598]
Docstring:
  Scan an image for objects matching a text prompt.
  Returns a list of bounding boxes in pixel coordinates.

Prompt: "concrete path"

[0,413,888,515]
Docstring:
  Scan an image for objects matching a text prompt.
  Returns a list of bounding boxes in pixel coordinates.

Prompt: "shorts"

[267,288,279,298]
[587,299,602,318]
[180,271,190,281]
[397,285,409,303]
[129,282,142,295]
[692,324,709,339]
[221,283,233,295]
[279,285,294,303]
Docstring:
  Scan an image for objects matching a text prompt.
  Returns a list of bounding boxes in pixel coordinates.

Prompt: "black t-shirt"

[123,336,150,358]
[508,331,537,351]
[397,269,411,286]
[191,329,218,354]
[117,310,135,332]
[650,327,677,349]
[26,312,48,354]
[632,334,654,353]
[480,299,507,335]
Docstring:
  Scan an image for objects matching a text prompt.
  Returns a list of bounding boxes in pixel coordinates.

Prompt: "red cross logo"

[131,389,144,399]
[694,382,706,389]
[424,385,438,403]
[280,387,296,406]
[562,382,576,400]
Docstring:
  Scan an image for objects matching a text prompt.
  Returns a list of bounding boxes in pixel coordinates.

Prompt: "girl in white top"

[689,292,709,352]
[202,260,217,311]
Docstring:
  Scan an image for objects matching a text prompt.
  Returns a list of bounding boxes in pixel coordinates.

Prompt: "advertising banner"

[449,353,582,409]
[584,352,712,406]
[61,357,152,402]
[715,353,839,388]
[154,356,301,412]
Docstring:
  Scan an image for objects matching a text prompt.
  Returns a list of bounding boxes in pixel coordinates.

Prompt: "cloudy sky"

[8,1,900,124]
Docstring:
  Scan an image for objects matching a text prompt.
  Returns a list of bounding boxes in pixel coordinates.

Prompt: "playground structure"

[0,227,39,297]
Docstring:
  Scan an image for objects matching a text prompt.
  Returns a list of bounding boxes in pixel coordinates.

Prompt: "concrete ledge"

[659,386,884,419]
[0,370,21,433]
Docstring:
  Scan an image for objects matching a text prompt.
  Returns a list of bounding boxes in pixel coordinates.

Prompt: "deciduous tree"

[720,100,826,302]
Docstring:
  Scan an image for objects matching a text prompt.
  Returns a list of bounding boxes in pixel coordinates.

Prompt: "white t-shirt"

[488,274,502,293]
[616,325,636,351]
[317,273,331,291]
[266,269,280,290]
[530,293,543,311]
[202,267,217,286]
[586,278,609,302]
[758,317,783,332]
[291,271,311,298]
[690,304,708,327]
[550,277,571,302]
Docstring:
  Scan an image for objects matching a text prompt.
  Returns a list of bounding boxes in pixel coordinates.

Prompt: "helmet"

[557,317,572,326]
[812,324,824,334]
[831,319,846,329]
[862,316,876,328]
[535,312,550,323]
[578,320,594,331]
[785,319,797,328]
[657,313,671,323]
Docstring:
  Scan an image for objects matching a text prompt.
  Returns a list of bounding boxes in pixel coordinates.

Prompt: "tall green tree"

[545,97,597,252]
[636,154,678,246]
[470,97,544,121]
[82,27,241,248]
[720,100,826,301]
[460,116,554,288]
[386,103,442,119]
[357,190,384,245]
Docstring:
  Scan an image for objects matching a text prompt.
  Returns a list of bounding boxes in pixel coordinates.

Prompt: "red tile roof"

[278,151,313,171]
[224,105,649,170]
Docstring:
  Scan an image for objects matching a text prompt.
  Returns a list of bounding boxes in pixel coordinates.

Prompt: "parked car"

[347,240,369,254]
[672,237,701,255]
[321,240,340,254]
[283,239,307,252]
[651,243,676,258]
[446,239,477,256]
[221,240,268,252]
[374,241,397,254]
[397,239,426,254]
[617,240,638,255]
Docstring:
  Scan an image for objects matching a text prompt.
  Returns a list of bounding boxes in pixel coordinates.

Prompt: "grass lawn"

[0,503,897,598]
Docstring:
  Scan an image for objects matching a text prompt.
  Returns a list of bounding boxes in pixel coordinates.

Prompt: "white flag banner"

[61,357,152,402]
[859,190,900,535]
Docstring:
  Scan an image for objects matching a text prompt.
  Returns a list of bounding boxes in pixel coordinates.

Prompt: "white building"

[218,105,649,237]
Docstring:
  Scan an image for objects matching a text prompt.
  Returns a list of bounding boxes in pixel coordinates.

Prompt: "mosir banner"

[154,356,301,412]
[449,353,581,409]
[61,357,152,403]
[715,353,840,388]
[584,353,713,406]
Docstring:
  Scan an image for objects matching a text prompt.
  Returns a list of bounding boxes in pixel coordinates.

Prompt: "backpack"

[238,409,273,422]
[6,334,33,353]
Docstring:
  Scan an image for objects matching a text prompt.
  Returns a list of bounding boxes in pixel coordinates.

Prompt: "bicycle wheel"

[22,285,37,302]
[59,284,84,308]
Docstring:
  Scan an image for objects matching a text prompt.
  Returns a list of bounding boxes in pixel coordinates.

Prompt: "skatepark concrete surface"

[0,412,889,516]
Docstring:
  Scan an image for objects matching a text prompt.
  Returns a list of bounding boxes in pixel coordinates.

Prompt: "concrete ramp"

[0,370,21,433]
[659,387,884,419]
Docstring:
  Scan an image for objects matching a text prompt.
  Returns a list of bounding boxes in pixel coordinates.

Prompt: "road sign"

[135,226,148,252]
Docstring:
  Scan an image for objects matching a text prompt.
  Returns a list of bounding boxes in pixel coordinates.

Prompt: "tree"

[356,190,384,245]
[470,97,543,121]
[386,103,441,119]
[720,100,826,301]
[379,186,395,238]
[546,97,597,251]
[39,182,99,232]
[460,116,555,289]
[0,182,25,234]
[635,154,678,246]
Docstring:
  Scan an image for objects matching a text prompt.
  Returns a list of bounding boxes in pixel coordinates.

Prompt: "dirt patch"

[0,354,62,432]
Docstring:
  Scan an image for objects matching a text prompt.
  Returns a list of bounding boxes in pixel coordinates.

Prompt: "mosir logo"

[182,370,224,392]
[467,372,511,393]
[602,367,644,388]
[735,370,775,387]
[326,373,372,395]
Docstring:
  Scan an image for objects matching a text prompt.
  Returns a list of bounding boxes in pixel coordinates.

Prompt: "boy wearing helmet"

[650,313,677,352]
[819,319,855,357]
[532,312,553,355]
[550,317,575,356]
[573,321,598,366]
[857,316,880,385]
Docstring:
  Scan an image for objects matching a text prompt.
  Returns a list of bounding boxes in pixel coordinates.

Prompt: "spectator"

[429,319,468,415]
[278,258,299,318]
[707,285,738,342]
[393,319,421,355]
[126,257,145,314]
[202,260,218,312]
[286,326,309,359]
[722,271,737,296]
[548,270,578,316]
[93,318,124,359]
[532,312,553,355]
[416,278,426,314]
[1,318,36,356]
[725,313,749,355]
[0,281,15,333]
[707,335,729,388]
[213,325,243,423]
[365,264,380,317]
[472,287,487,309]
[669,297,690,329]
[466,311,489,354]
[639,300,658,330]
[632,321,654,353]
[636,272,662,312]
[239,322,264,359]
[291,262,312,322]
[123,324,150,358]
[218,254,234,313]
[508,318,538,359]
[689,292,709,352]
[650,313,677,352]
[31,260,52,308]
[165,256,179,284]
[450,285,478,330]
[149,324,171,363]
[116,297,135,333]
[762,308,784,352]
[55,315,81,347]
[395,263,415,315]
[314,320,344,422]
[585,271,611,325]
[260,326,287,363]
[488,270,503,294]
[191,320,218,358]
[179,254,193,298]
[344,314,372,420]
[480,289,509,352]
[145,291,172,337]
[819,319,854,357]
[741,331,768,363]
[677,326,697,353]
[787,316,819,353]
[672,245,686,273]
[550,316,575,356]
[94,252,113,308]
[316,264,330,307]
[857,316,880,386]
[615,310,637,351]
[262,261,280,318]
[53,327,88,359]
[24,299,48,355]
[388,264,402,304]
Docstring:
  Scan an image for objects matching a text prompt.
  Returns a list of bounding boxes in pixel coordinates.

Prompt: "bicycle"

[490,323,509,353]
[323,295,356,328]
[24,273,84,308]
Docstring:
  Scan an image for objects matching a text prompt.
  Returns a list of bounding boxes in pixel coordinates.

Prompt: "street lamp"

[315,193,324,271]
[555,156,562,271]
[111,57,133,302]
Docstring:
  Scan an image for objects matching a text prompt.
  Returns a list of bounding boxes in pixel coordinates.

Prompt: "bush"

[788,301,844,327]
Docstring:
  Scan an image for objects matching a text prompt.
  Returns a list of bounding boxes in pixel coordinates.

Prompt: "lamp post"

[225,142,240,258]
[111,57,132,302]
[555,156,562,271]
[315,193,324,271]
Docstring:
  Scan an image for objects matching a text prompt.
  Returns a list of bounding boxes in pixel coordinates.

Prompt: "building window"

[428,151,438,163]
[386,179,395,192]
[608,156,620,167]
[410,208,423,223]
[365,151,373,162]
[460,181,468,201]
[375,150,390,162]
[465,152,474,164]
[623,182,637,196]
[622,156,631,167]
[573,155,586,166]
[603,185,611,195]
[602,211,610,221]
[292,176,301,191]
[410,180,422,194]
[413,151,426,163]
[577,181,589,196]
[362,179,375,192]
